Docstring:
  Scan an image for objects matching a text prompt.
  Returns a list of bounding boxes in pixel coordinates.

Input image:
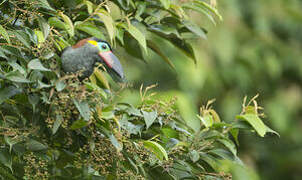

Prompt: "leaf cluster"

[0,0,276,179]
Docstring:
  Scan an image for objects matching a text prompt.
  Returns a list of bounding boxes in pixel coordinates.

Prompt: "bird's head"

[88,38,124,82]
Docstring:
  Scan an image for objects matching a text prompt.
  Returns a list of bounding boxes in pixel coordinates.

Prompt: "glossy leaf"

[158,0,171,9]
[197,114,213,128]
[33,0,55,11]
[193,0,223,21]
[5,71,31,83]
[59,12,75,37]
[189,150,200,163]
[142,110,157,129]
[236,114,267,137]
[70,119,89,130]
[97,11,115,42]
[125,23,148,53]
[48,17,67,30]
[52,114,63,134]
[183,20,207,39]
[0,86,22,104]
[73,99,91,121]
[218,138,237,156]
[38,16,50,40]
[28,59,51,71]
[143,140,168,161]
[26,139,48,151]
[75,21,105,39]
[0,25,10,44]
[0,149,12,172]
[13,30,31,48]
[147,40,175,69]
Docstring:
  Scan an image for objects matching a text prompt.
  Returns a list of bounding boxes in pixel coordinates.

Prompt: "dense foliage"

[0,0,277,179]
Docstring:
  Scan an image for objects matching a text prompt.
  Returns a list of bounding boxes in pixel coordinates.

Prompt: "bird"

[61,37,125,82]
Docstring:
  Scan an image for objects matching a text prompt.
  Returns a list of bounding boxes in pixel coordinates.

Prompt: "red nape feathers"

[72,38,90,49]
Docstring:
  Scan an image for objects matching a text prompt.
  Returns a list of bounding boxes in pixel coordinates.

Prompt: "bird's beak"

[98,51,124,80]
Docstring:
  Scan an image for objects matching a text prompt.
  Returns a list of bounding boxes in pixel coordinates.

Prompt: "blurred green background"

[116,0,302,179]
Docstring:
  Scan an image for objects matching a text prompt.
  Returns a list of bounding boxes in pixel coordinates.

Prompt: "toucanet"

[61,37,124,82]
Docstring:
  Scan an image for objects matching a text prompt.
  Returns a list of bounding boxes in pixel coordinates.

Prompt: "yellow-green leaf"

[85,0,94,14]
[48,17,66,30]
[194,0,223,21]
[59,12,74,37]
[147,40,175,69]
[158,0,171,9]
[236,114,266,137]
[143,140,168,161]
[75,21,105,39]
[126,23,147,53]
[0,25,10,44]
[94,69,110,90]
[97,11,115,42]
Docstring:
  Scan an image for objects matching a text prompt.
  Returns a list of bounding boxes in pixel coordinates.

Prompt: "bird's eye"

[101,44,107,50]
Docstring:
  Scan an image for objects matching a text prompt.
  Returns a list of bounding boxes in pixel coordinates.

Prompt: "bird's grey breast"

[61,43,99,76]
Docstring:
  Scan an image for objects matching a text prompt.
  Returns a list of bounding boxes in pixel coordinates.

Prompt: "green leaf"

[127,157,139,174]
[4,136,23,153]
[13,30,31,48]
[142,111,157,129]
[28,59,51,71]
[85,0,94,14]
[94,69,110,90]
[59,12,74,37]
[120,115,143,135]
[0,86,22,104]
[48,17,66,30]
[265,125,280,137]
[182,3,217,25]
[0,49,7,59]
[158,0,171,9]
[149,24,180,38]
[199,152,218,170]
[217,138,237,156]
[52,114,63,134]
[75,21,105,39]
[35,30,45,45]
[143,140,168,161]
[109,134,122,151]
[99,126,123,151]
[28,93,39,113]
[33,0,55,11]
[73,99,91,121]
[189,150,200,162]
[209,149,234,161]
[183,20,207,39]
[197,114,213,128]
[147,40,175,69]
[0,25,10,44]
[230,128,239,145]
[125,23,147,53]
[97,11,115,42]
[193,1,223,21]
[70,119,89,130]
[55,80,66,92]
[0,149,12,172]
[100,106,115,120]
[5,71,31,83]
[161,128,179,139]
[84,82,107,99]
[236,114,267,137]
[38,16,50,40]
[26,139,48,151]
